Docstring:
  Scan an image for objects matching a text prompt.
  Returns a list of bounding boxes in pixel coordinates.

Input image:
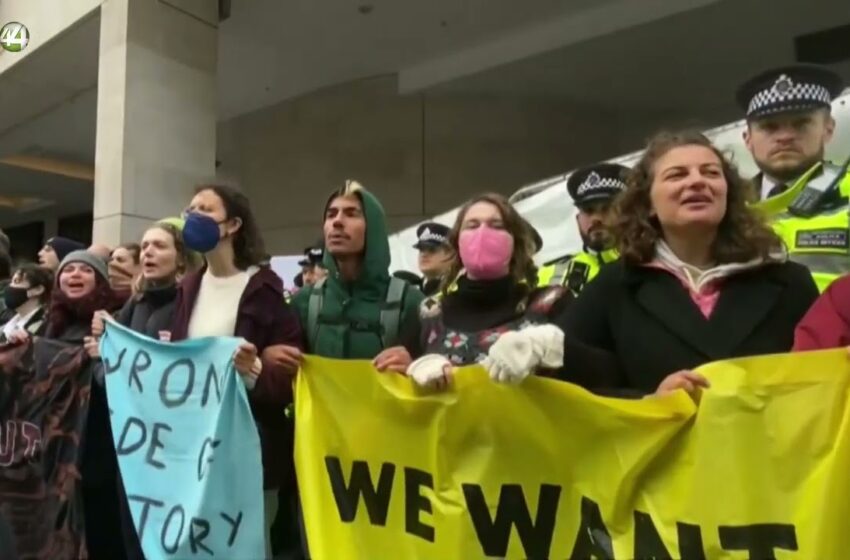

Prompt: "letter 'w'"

[325,456,395,526]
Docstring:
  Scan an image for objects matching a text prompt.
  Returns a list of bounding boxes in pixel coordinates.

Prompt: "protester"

[38,236,86,271]
[91,221,200,343]
[538,164,626,294]
[740,65,849,292]
[289,180,424,363]
[561,130,819,395]
[792,274,850,350]
[85,220,199,559]
[44,250,126,558]
[108,242,141,296]
[169,184,303,557]
[0,264,52,343]
[413,222,453,296]
[273,180,423,557]
[397,193,616,388]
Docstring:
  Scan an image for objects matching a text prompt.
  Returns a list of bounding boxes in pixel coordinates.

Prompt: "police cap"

[413,222,451,250]
[736,64,844,120]
[567,163,629,208]
[298,243,324,267]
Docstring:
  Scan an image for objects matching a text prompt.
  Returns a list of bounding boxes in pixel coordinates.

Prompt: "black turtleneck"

[398,275,575,358]
[441,275,532,332]
[116,283,179,338]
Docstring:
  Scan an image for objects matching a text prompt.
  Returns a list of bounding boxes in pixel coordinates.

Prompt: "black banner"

[0,338,92,560]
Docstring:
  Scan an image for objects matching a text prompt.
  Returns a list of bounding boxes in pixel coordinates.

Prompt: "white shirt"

[760,173,803,201]
[2,307,40,339]
[188,267,257,338]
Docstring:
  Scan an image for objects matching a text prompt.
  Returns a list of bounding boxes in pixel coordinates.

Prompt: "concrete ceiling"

[431,0,850,123]
[216,0,610,119]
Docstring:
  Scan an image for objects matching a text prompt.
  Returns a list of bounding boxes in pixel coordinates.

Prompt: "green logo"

[0,22,29,52]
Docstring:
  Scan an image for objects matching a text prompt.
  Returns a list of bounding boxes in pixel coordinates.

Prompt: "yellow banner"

[295,351,850,559]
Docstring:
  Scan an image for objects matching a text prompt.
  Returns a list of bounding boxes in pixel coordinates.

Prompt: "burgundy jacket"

[171,267,303,490]
[794,275,850,351]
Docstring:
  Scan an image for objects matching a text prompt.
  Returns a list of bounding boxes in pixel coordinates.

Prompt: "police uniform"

[413,222,451,297]
[739,65,848,292]
[537,163,627,293]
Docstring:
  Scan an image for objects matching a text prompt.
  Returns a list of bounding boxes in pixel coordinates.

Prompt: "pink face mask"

[459,225,514,280]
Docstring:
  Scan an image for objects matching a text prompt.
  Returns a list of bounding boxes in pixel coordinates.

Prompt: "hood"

[322,181,390,296]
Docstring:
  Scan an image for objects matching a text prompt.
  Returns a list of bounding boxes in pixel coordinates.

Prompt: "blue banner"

[101,321,265,560]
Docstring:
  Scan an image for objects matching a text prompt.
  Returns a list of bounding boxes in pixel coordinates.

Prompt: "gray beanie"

[58,250,109,283]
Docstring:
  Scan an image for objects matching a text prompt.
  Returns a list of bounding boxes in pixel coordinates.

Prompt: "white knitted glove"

[481,324,565,384]
[407,354,453,388]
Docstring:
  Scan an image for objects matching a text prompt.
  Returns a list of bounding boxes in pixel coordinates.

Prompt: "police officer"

[537,163,626,293]
[298,243,327,287]
[413,222,453,296]
[739,64,848,292]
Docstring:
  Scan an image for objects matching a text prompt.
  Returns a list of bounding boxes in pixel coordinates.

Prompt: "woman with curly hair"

[560,130,818,395]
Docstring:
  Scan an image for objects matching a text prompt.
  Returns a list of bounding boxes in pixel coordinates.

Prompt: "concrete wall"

[218,75,667,255]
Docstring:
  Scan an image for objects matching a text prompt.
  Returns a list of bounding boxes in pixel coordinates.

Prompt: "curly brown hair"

[614,129,781,265]
[194,184,266,270]
[442,193,537,293]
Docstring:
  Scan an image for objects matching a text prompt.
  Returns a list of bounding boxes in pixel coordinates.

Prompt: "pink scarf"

[647,241,784,318]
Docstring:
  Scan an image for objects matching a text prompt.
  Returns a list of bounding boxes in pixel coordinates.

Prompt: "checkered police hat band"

[748,82,832,116]
[576,177,626,196]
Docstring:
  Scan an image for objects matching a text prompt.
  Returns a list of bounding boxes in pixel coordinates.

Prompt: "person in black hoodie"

[45,250,126,559]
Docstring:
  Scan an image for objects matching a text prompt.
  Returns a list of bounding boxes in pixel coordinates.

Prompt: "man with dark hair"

[537,163,627,294]
[265,180,424,559]
[289,180,423,362]
[740,64,848,292]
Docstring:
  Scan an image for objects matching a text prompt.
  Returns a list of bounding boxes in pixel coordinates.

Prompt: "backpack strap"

[380,276,406,348]
[307,278,326,349]
[308,276,407,349]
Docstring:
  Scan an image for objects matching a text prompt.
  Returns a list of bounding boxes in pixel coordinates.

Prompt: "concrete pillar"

[93,0,218,244]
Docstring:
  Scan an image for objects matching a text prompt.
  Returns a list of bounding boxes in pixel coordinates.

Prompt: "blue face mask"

[182,212,223,253]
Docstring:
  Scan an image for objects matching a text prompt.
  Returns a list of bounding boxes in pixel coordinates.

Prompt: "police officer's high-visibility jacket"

[752,161,850,293]
[537,248,618,293]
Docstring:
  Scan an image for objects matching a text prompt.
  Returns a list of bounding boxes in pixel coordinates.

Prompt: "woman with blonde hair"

[560,130,818,395]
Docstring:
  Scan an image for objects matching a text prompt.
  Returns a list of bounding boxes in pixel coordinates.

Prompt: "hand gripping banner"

[100,321,265,560]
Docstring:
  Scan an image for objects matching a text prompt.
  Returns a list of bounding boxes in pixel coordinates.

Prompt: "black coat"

[561,259,819,393]
[115,285,177,338]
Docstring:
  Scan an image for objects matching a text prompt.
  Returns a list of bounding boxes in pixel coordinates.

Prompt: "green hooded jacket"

[292,182,423,359]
